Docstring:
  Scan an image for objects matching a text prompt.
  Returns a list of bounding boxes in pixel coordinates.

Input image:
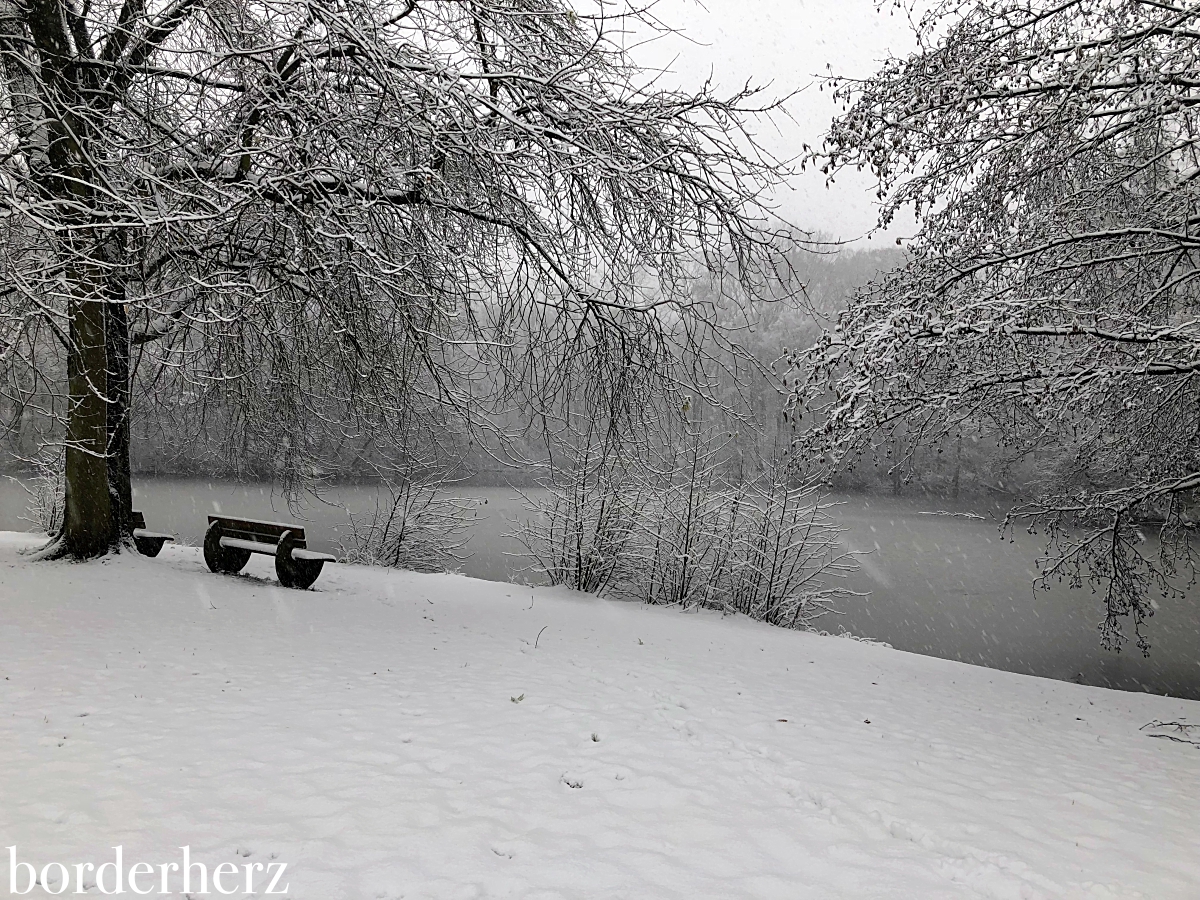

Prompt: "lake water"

[2,476,1197,699]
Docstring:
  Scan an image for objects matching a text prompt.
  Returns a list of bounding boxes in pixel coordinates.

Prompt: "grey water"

[2,476,1197,699]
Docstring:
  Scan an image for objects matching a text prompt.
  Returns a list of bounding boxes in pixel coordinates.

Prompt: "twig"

[1140,719,1200,747]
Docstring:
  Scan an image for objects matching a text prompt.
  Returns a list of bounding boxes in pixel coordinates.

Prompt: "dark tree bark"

[107,291,133,546]
[61,286,112,557]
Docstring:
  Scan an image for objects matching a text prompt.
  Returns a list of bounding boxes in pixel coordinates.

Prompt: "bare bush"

[12,451,65,537]
[722,472,855,628]
[340,475,477,574]
[519,424,856,630]
[629,427,735,608]
[515,473,641,595]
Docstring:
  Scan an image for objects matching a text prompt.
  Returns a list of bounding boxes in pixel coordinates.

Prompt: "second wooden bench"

[203,515,336,589]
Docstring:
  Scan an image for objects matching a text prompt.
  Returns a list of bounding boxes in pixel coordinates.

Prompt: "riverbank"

[6,475,1200,699]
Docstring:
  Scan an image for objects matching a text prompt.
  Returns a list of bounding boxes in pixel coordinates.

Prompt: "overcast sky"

[625,0,921,242]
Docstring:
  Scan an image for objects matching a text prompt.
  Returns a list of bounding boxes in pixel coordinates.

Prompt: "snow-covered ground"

[1,531,1197,900]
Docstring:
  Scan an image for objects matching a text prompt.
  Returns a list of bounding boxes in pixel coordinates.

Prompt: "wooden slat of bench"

[220,536,279,555]
[207,515,306,542]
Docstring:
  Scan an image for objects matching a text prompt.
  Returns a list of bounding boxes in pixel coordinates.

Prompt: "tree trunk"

[60,291,112,557]
[107,296,134,545]
[8,0,134,557]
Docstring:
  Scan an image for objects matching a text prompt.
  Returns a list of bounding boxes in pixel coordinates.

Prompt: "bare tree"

[0,0,792,558]
[797,0,1200,650]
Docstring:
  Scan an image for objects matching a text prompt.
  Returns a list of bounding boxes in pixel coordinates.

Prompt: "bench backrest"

[208,515,306,545]
[132,510,147,530]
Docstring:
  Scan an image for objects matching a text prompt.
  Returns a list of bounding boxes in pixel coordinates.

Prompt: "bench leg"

[133,535,167,558]
[275,530,325,589]
[204,522,251,574]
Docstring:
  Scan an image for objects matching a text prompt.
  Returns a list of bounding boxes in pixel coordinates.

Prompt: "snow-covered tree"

[0,0,792,558]
[796,0,1200,650]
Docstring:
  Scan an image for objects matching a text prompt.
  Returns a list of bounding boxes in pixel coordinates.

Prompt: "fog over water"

[3,477,1197,700]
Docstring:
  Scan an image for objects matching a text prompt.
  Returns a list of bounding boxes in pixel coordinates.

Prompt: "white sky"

[624,0,921,242]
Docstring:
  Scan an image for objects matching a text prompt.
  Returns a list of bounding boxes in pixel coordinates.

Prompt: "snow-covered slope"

[0,532,1196,899]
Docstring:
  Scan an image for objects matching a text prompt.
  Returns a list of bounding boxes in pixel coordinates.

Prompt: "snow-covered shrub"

[18,452,64,537]
[626,430,734,609]
[519,429,857,630]
[628,439,854,628]
[515,443,643,594]
[719,474,853,628]
[340,476,476,573]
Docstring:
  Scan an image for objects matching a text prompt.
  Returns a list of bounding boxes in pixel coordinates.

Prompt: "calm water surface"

[2,477,1197,698]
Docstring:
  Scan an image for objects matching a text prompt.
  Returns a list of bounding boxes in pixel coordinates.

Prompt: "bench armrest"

[290,548,336,563]
[133,529,174,541]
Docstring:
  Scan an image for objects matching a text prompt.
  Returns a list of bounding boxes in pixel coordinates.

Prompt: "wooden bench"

[132,511,174,557]
[203,515,336,589]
